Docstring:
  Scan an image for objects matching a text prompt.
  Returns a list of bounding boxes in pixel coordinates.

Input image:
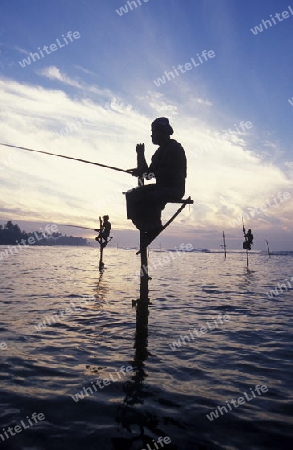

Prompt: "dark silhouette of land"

[0,221,88,246]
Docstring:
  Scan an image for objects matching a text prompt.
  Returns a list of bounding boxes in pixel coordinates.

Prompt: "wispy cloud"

[36,66,82,88]
[36,65,113,98]
[74,65,97,76]
[195,97,213,106]
[13,45,29,55]
[0,43,29,55]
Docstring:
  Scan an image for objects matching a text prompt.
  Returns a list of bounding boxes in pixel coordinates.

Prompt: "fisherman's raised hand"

[136,143,145,154]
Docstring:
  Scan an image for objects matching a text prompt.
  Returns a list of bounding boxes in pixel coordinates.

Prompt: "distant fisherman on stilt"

[243,227,253,250]
[95,215,111,248]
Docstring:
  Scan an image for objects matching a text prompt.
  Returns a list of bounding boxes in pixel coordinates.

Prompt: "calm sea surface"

[0,246,292,450]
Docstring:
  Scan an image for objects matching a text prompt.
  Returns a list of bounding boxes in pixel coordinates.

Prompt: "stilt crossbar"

[136,196,194,255]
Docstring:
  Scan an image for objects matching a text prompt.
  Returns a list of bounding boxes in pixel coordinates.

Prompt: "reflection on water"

[0,247,292,449]
[114,301,151,448]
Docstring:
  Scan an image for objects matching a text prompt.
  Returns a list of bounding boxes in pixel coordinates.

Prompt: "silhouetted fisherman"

[95,215,111,248]
[126,118,187,239]
[243,228,253,250]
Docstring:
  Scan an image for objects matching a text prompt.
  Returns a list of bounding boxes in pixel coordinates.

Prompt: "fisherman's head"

[103,215,109,221]
[151,117,173,145]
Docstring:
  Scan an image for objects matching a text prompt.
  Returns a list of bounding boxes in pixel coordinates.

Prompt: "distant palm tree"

[5,220,13,229]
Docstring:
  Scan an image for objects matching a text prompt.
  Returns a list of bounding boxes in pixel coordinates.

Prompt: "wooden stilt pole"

[131,170,150,307]
[133,197,193,305]
[222,231,227,259]
[99,243,104,271]
[242,216,249,269]
[265,239,271,258]
[135,285,148,367]
[139,230,149,309]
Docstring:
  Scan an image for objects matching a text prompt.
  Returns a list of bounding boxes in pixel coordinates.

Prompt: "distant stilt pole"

[265,239,271,258]
[97,216,104,271]
[242,216,249,269]
[222,231,227,259]
[99,244,104,271]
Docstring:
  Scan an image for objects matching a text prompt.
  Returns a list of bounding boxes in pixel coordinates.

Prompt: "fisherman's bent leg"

[126,185,162,230]
[126,185,184,230]
[126,186,150,220]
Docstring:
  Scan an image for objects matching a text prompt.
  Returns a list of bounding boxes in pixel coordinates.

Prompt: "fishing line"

[63,224,95,230]
[0,142,132,232]
[0,142,132,175]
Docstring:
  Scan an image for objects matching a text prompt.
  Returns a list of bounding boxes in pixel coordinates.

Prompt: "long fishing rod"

[64,224,95,230]
[0,142,134,241]
[0,142,132,175]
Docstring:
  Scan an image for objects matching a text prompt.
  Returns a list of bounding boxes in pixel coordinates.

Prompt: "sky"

[0,0,292,250]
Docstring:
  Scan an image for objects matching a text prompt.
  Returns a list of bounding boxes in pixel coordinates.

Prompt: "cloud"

[13,45,29,55]
[195,98,213,106]
[36,65,114,99]
[74,65,97,76]
[36,66,81,89]
[285,161,293,170]
[0,43,29,55]
[0,70,292,243]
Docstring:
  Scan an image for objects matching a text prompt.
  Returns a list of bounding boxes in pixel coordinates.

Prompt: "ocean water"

[0,246,292,450]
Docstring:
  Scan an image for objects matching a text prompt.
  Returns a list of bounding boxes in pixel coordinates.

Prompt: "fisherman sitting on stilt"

[95,215,111,248]
[126,117,187,242]
[243,227,253,251]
